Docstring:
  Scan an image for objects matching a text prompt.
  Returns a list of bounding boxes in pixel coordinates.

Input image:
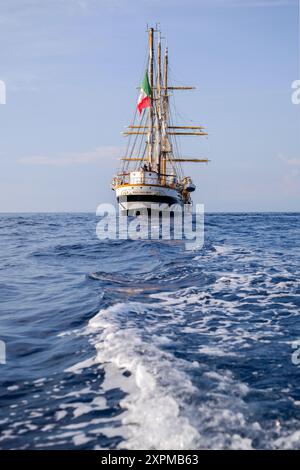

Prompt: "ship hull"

[115,184,183,213]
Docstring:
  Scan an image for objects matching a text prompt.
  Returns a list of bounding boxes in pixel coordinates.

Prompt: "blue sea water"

[0,212,300,450]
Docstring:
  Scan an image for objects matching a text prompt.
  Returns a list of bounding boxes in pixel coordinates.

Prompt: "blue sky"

[0,0,299,212]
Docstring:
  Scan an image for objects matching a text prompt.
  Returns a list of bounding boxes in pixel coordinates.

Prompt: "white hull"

[116,184,184,213]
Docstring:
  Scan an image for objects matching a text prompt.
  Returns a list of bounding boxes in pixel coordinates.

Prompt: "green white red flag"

[137,70,152,114]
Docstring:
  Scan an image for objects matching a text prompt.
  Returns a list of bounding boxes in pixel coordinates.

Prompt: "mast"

[148,28,154,168]
[161,47,169,185]
[117,26,210,188]
[156,31,162,174]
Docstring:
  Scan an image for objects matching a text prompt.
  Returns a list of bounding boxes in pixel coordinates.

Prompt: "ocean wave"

[1,213,300,449]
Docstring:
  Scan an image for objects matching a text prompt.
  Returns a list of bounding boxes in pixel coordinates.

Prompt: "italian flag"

[137,70,152,114]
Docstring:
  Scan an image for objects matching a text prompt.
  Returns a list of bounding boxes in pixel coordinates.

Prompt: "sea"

[0,212,299,450]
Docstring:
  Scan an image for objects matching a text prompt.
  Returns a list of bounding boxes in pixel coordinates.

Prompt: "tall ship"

[111,26,209,213]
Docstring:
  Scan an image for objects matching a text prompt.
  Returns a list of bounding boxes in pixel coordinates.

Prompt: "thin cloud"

[142,0,296,6]
[282,168,300,196]
[0,0,296,14]
[227,0,296,5]
[278,153,300,166]
[278,153,300,196]
[284,158,300,166]
[19,146,123,166]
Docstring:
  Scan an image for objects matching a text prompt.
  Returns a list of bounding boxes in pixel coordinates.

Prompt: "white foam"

[55,410,67,422]
[87,302,200,450]
[65,357,96,374]
[7,385,19,391]
[74,273,300,450]
[73,433,92,446]
[198,345,236,357]
[84,294,264,449]
[214,245,233,256]
[274,430,300,449]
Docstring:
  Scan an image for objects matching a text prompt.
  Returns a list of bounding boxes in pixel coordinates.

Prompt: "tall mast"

[163,47,169,124]
[161,47,169,185]
[148,27,154,168]
[156,31,162,174]
[117,27,210,193]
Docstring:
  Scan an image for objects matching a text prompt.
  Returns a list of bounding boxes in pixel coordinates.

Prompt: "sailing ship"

[111,26,209,213]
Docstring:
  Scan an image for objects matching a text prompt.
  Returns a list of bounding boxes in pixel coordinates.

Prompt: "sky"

[0,0,299,212]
